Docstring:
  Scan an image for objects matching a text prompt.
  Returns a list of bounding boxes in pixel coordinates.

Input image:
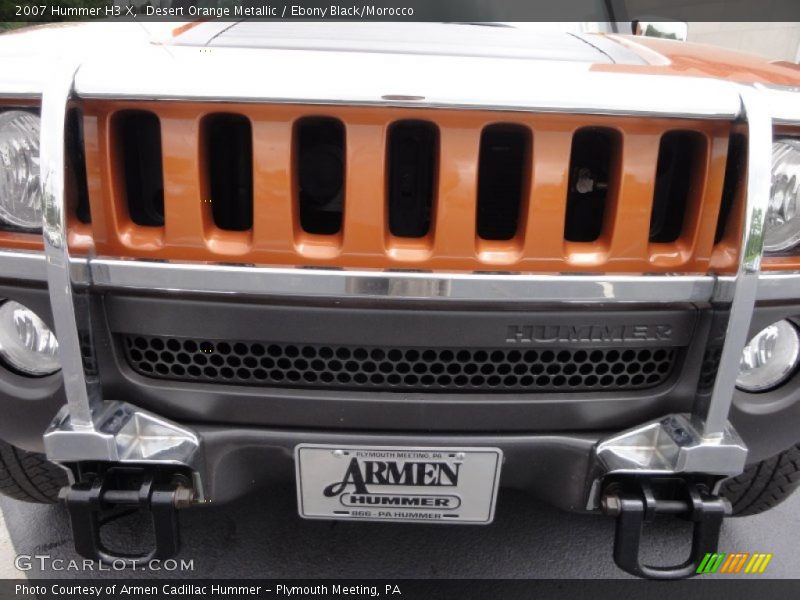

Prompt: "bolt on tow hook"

[59,465,197,565]
[601,477,731,579]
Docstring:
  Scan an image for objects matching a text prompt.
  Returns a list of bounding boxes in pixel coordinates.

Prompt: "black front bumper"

[1,279,800,477]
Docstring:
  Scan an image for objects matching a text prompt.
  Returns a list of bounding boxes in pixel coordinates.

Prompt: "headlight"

[0,301,59,376]
[0,110,43,231]
[736,320,800,392]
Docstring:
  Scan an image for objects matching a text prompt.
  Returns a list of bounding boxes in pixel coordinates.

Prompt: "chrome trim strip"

[73,47,741,119]
[5,248,800,303]
[0,92,41,101]
[88,259,717,303]
[753,272,800,301]
[0,249,47,282]
[2,250,798,303]
[40,63,97,430]
[702,87,773,438]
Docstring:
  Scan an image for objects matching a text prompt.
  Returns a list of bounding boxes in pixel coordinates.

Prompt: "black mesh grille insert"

[66,108,91,225]
[296,117,345,235]
[698,347,723,392]
[476,124,530,241]
[715,133,746,244]
[565,127,619,242]
[122,335,678,393]
[113,110,165,227]
[203,113,253,231]
[649,130,706,244]
[388,120,437,238]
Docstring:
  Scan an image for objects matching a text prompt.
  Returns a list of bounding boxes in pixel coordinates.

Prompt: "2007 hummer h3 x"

[2,21,800,579]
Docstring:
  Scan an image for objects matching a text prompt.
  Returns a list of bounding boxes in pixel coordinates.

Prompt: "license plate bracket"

[295,444,503,524]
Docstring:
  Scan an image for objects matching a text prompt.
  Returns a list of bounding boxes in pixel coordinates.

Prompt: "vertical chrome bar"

[41,64,99,431]
[41,66,202,479]
[701,88,772,437]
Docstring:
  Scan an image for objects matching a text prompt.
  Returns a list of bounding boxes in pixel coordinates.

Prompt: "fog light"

[0,301,59,376]
[736,320,800,392]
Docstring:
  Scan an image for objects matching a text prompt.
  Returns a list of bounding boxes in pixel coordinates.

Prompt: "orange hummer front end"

[2,22,800,579]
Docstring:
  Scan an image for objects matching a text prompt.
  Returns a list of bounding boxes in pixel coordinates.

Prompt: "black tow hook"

[601,477,731,579]
[60,465,195,565]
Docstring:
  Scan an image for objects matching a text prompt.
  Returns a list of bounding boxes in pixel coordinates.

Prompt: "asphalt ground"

[0,482,798,579]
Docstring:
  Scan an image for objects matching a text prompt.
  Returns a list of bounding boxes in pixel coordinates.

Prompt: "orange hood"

[597,34,800,86]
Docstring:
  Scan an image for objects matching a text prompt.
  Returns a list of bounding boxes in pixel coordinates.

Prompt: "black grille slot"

[698,347,723,393]
[388,120,437,238]
[66,108,90,224]
[564,128,618,242]
[123,335,678,393]
[203,113,253,231]
[114,110,164,227]
[79,332,98,377]
[477,124,530,241]
[296,117,345,235]
[715,133,747,244]
[649,131,706,243]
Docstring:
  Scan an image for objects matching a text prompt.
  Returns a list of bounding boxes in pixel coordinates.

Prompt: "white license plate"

[295,444,503,524]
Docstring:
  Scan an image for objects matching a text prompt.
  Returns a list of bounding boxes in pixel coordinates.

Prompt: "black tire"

[0,439,66,503]
[720,443,800,516]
